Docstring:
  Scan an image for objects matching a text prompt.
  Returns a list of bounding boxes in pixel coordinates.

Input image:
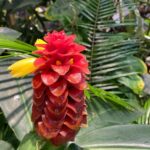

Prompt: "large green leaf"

[75,93,144,149]
[0,58,33,140]
[83,97,142,128]
[76,125,150,149]
[0,140,14,150]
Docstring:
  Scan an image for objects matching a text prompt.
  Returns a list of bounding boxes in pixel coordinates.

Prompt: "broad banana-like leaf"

[0,58,33,140]
[76,124,150,149]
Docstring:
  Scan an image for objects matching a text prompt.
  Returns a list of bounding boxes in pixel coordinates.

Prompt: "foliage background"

[0,0,150,150]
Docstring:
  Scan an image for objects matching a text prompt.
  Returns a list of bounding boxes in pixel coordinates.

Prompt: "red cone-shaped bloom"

[32,31,90,146]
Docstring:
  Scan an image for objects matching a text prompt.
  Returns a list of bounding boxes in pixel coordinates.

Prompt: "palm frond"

[78,0,146,98]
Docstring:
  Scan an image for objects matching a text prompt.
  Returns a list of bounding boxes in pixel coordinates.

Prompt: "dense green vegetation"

[0,0,150,149]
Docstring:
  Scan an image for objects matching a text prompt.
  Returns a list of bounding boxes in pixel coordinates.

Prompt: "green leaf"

[0,110,19,148]
[41,142,66,150]
[81,99,143,132]
[67,143,82,150]
[0,38,36,58]
[0,39,36,52]
[118,75,144,94]
[0,28,22,56]
[76,92,144,149]
[0,140,14,150]
[84,89,91,100]
[76,125,150,149]
[45,0,80,22]
[17,132,42,150]
[138,98,150,125]
[0,58,33,140]
[75,94,144,148]
[18,132,66,150]
[127,56,147,74]
[76,95,144,148]
[76,0,146,100]
[0,27,22,40]
[88,85,134,110]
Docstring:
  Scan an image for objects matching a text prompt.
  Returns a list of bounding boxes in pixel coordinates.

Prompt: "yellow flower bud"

[8,57,37,77]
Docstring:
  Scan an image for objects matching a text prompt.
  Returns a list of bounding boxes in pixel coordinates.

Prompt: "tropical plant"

[0,0,150,150]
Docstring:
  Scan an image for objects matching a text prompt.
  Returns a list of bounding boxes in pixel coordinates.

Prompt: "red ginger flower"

[8,31,90,146]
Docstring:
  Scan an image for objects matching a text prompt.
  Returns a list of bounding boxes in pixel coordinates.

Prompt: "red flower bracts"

[32,31,90,145]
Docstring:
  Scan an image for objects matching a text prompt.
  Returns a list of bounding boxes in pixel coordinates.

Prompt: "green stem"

[89,1,100,82]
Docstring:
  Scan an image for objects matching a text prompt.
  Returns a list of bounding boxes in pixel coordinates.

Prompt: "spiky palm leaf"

[78,0,146,98]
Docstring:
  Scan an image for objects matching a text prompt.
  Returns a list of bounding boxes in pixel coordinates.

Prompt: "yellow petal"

[8,58,36,70]
[11,64,36,77]
[8,57,37,77]
[35,39,46,50]
[35,39,46,45]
